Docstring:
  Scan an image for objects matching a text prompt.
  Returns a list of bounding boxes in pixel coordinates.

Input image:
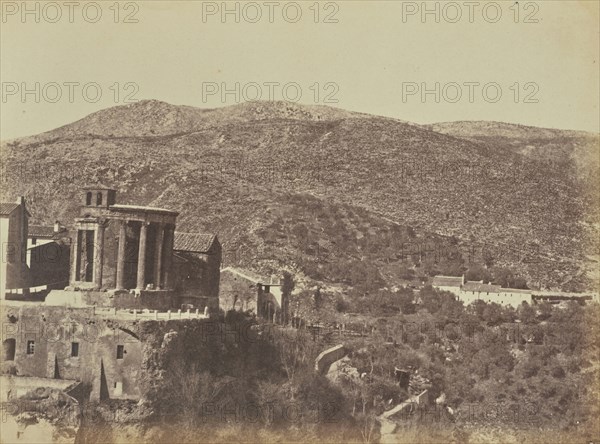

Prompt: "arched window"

[96,192,103,206]
[86,192,92,205]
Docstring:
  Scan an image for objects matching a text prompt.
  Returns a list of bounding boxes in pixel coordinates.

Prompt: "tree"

[466,264,492,283]
[482,247,495,268]
[537,301,553,320]
[518,302,537,324]
[482,302,503,326]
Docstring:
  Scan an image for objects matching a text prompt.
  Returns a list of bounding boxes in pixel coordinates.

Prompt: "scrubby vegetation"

[75,288,599,443]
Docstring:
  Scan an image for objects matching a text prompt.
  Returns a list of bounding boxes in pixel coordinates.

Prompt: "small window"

[116,345,124,359]
[96,192,103,206]
[26,340,35,355]
[71,342,79,357]
[86,192,92,206]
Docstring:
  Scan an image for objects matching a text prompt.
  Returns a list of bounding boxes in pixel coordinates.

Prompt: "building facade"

[69,186,178,293]
[0,197,30,299]
[173,232,221,309]
[27,223,70,290]
[432,275,532,308]
[219,267,287,323]
[1,303,143,401]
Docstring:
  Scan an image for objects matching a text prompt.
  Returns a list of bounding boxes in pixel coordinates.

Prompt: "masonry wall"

[1,209,30,294]
[434,285,532,308]
[111,290,174,311]
[1,216,9,298]
[173,255,217,310]
[219,269,258,314]
[173,243,221,310]
[456,289,531,308]
[29,242,70,288]
[0,305,143,401]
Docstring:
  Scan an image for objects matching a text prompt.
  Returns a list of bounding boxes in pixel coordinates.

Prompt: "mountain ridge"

[1,100,598,292]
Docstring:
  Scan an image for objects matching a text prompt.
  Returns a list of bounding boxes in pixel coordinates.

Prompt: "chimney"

[15,196,25,206]
[54,221,61,233]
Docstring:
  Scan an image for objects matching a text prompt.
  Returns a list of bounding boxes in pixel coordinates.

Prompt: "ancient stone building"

[70,186,178,293]
[432,275,533,308]
[27,223,70,290]
[0,302,212,402]
[0,197,30,298]
[173,232,221,309]
[0,188,225,407]
[219,267,287,323]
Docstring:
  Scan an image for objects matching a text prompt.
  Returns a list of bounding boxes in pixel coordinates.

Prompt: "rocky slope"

[1,100,598,291]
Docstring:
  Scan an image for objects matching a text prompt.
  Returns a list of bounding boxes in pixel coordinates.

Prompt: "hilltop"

[19,100,374,141]
[427,121,600,179]
[1,100,598,291]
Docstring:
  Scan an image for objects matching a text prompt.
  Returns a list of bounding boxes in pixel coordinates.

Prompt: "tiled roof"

[173,232,216,253]
[432,275,463,287]
[28,225,55,238]
[462,282,501,293]
[0,202,19,216]
[29,225,68,240]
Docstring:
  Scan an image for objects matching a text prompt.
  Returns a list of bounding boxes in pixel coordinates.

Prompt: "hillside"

[427,121,600,181]
[1,100,598,291]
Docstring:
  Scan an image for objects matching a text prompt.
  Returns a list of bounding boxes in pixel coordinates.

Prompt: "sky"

[1,0,599,140]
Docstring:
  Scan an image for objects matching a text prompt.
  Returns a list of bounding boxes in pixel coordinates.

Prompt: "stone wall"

[29,242,70,288]
[1,304,143,401]
[1,204,30,296]
[219,268,259,313]
[110,290,174,311]
[315,344,346,375]
[173,251,220,310]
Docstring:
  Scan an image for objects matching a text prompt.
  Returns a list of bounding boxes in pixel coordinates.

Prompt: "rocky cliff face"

[1,385,81,444]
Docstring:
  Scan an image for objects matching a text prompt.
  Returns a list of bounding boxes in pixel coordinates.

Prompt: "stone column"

[70,229,81,284]
[116,221,127,290]
[162,225,175,289]
[153,223,164,289]
[136,222,149,290]
[93,221,105,289]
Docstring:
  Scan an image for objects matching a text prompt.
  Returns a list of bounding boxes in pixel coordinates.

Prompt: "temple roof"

[82,183,115,190]
[110,204,179,216]
[173,232,217,253]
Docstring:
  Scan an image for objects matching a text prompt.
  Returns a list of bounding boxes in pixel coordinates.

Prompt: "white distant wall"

[433,281,532,308]
[0,215,9,299]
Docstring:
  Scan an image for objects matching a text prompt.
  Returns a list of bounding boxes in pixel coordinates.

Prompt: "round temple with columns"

[70,186,179,291]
